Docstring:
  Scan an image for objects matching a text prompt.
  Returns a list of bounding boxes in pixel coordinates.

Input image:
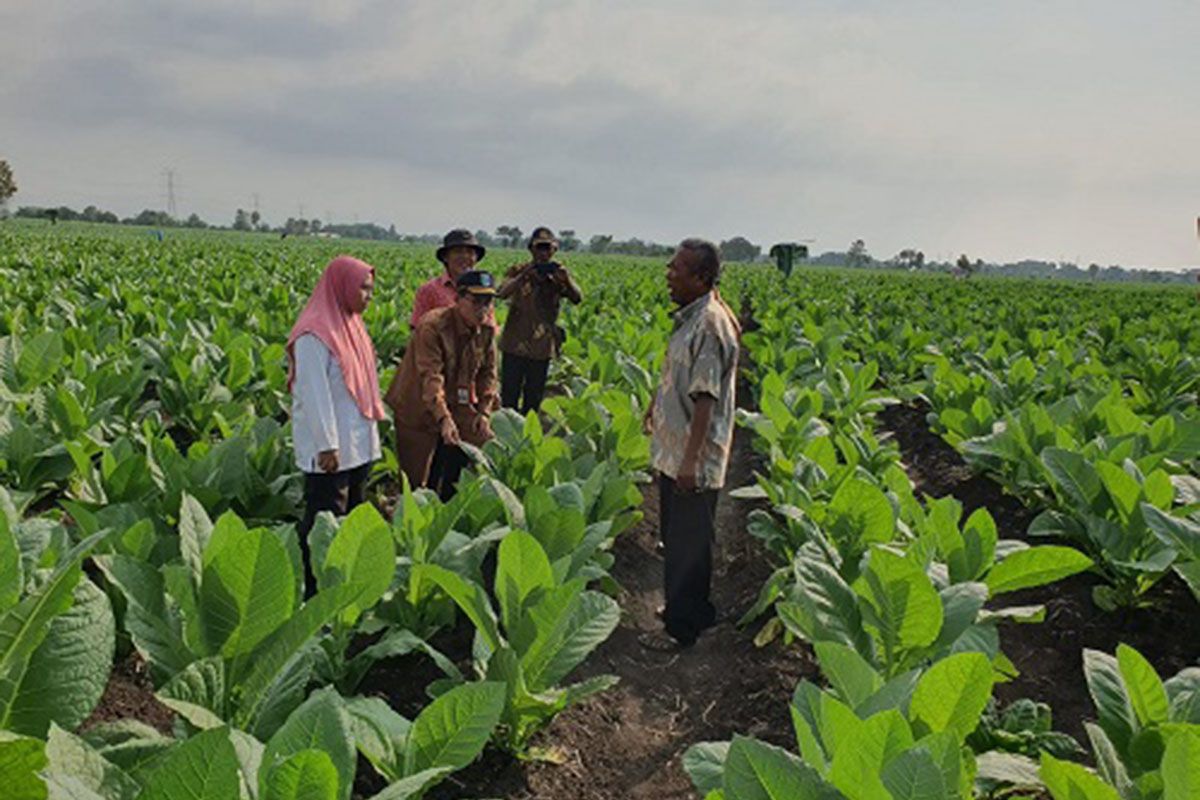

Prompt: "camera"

[535,261,561,276]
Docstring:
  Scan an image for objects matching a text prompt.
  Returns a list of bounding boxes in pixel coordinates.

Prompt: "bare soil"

[81,652,175,735]
[366,427,814,800]
[878,402,1200,744]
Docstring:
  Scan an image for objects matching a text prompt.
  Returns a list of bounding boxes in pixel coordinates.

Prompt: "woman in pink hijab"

[287,255,386,596]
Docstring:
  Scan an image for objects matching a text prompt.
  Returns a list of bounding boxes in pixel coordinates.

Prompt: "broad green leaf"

[411,565,501,653]
[94,555,192,682]
[722,735,840,800]
[0,513,21,615]
[178,494,213,593]
[158,657,226,727]
[812,641,881,710]
[0,529,108,732]
[1096,462,1142,522]
[263,750,339,800]
[879,732,963,800]
[17,331,64,388]
[138,727,241,800]
[233,584,356,730]
[404,681,505,775]
[1162,729,1200,800]
[200,524,295,659]
[261,688,354,800]
[683,742,730,797]
[1144,504,1200,561]
[1040,753,1122,800]
[495,530,554,635]
[1084,649,1137,757]
[828,479,895,546]
[344,696,410,782]
[6,578,114,737]
[517,588,620,692]
[321,503,394,625]
[1085,723,1134,799]
[959,508,998,583]
[361,767,453,800]
[830,709,912,800]
[910,652,994,742]
[44,724,140,800]
[1117,644,1169,728]
[985,546,1092,596]
[0,731,49,800]
[855,548,942,665]
[1042,448,1102,509]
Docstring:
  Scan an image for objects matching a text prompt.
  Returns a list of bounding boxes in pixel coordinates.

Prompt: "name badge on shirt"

[456,387,471,405]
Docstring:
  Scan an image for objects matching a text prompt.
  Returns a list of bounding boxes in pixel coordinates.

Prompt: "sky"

[2,0,1198,268]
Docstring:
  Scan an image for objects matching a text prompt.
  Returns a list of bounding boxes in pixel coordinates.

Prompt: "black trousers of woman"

[659,472,719,645]
[297,462,371,598]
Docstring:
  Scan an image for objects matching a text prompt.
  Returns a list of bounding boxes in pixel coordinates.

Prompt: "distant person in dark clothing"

[496,227,582,413]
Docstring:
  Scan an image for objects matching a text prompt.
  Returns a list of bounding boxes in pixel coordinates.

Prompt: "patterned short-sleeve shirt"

[650,292,739,489]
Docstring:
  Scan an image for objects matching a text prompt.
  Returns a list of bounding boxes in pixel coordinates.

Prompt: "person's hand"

[676,460,699,492]
[440,416,461,445]
[317,449,339,473]
[642,404,654,436]
[474,414,493,441]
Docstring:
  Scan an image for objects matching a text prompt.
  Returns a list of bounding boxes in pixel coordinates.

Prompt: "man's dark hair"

[679,238,721,287]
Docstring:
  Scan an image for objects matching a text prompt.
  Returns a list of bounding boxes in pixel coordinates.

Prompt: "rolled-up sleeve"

[294,335,339,454]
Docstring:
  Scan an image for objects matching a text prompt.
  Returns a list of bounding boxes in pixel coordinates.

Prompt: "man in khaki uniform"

[496,227,582,413]
[385,270,499,499]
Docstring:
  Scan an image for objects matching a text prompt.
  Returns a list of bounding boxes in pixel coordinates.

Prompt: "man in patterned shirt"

[640,238,740,651]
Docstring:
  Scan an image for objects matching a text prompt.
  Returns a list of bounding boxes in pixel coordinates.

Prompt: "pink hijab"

[287,256,386,420]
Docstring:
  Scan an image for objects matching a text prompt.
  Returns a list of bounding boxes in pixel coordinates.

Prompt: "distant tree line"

[808,239,1198,284]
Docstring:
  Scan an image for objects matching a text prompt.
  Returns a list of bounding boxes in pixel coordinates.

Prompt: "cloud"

[2,0,1198,266]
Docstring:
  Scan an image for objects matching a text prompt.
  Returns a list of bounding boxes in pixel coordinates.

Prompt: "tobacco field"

[1,221,1199,799]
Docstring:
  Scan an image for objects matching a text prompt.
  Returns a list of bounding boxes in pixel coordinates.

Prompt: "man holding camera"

[496,227,583,413]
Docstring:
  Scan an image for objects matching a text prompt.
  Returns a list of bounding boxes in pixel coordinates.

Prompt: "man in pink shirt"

[411,229,496,328]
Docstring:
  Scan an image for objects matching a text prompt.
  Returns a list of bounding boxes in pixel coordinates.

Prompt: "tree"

[233,209,252,231]
[0,160,16,213]
[588,234,613,254]
[250,210,261,229]
[719,236,761,263]
[892,249,925,271]
[1088,263,1100,282]
[184,213,207,229]
[494,225,523,248]
[559,229,580,251]
[955,254,976,278]
[846,239,871,269]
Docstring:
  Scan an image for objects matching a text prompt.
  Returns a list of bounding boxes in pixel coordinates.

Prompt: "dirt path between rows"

[429,426,815,799]
[878,402,1200,746]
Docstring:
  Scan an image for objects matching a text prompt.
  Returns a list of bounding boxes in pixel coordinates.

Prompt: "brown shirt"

[384,305,499,445]
[497,262,582,360]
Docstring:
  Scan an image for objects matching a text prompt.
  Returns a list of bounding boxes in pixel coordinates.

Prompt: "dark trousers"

[501,353,550,414]
[430,442,470,502]
[298,462,371,597]
[660,473,719,645]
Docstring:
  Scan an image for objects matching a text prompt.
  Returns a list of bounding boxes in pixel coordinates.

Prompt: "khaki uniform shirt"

[385,306,499,446]
[650,292,739,489]
[497,263,582,360]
